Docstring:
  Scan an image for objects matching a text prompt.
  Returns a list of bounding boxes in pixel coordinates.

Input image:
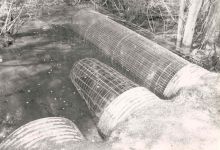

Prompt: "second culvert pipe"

[70,58,166,136]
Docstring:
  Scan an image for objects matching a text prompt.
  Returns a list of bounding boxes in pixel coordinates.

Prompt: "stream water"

[0,8,104,142]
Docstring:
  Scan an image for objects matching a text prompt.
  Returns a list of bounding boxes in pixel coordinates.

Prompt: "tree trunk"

[176,0,185,50]
[182,0,203,54]
[203,0,220,56]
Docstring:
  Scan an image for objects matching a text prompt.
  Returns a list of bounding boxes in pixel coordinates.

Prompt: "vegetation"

[0,0,72,48]
[0,0,219,70]
[93,0,220,71]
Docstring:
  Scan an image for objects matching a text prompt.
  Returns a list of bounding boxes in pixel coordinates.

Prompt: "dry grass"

[0,0,68,48]
[0,0,66,36]
[93,0,179,34]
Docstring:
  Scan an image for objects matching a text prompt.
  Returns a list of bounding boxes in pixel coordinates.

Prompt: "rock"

[0,55,3,62]
[0,33,14,48]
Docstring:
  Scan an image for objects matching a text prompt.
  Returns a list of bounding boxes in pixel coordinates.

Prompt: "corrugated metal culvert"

[70,58,162,136]
[0,117,85,150]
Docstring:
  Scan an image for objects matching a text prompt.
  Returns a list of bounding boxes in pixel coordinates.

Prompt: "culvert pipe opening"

[0,117,85,150]
[70,58,163,136]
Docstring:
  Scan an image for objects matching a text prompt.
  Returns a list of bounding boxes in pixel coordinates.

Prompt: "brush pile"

[93,0,179,34]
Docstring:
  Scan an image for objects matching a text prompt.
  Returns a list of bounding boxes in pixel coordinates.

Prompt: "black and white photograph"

[0,0,219,149]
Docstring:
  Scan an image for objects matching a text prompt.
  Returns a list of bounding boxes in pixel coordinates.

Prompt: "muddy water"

[0,13,103,142]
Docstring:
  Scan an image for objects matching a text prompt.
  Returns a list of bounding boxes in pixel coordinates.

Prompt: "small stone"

[0,55,3,63]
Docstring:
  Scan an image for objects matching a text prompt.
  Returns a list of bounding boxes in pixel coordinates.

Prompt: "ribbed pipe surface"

[71,9,210,98]
[98,87,162,136]
[164,64,210,97]
[70,58,162,136]
[0,117,85,150]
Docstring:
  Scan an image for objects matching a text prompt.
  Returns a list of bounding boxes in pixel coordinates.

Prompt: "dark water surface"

[0,7,103,142]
